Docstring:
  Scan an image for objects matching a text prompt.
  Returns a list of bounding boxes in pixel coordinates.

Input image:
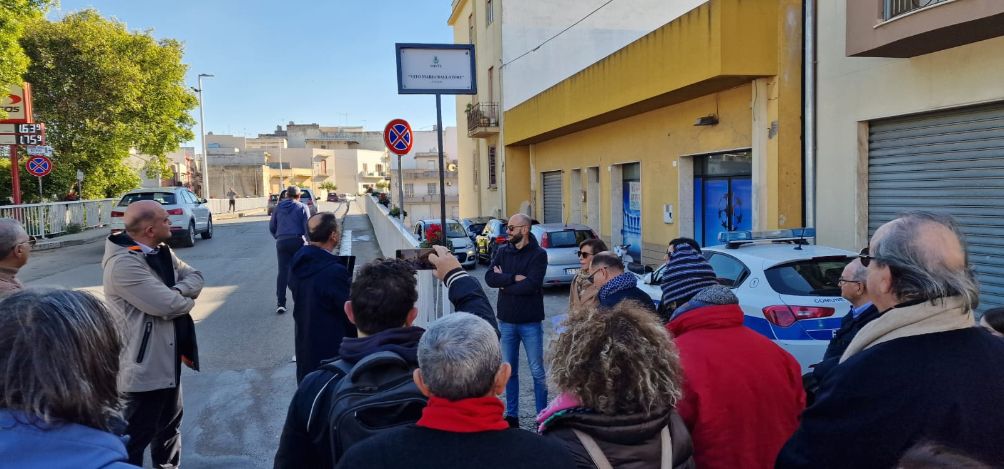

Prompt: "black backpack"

[313,351,427,464]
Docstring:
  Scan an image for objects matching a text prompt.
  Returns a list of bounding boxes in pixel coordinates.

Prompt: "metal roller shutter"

[868,102,1004,311]
[542,171,563,224]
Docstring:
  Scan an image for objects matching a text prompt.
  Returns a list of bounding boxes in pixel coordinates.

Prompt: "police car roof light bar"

[719,227,816,249]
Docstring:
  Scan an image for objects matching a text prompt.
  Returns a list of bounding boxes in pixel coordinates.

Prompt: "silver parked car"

[530,223,598,286]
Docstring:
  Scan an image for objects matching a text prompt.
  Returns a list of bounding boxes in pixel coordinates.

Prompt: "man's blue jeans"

[500,320,547,418]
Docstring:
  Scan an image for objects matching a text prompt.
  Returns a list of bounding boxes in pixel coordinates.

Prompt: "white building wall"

[501,0,707,110]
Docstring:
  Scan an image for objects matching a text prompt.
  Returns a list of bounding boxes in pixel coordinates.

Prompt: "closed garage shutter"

[868,102,1004,311]
[542,171,563,224]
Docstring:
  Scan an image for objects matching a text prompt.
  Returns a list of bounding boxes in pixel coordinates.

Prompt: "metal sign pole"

[435,94,447,236]
[10,146,21,204]
[37,176,42,200]
[398,154,405,221]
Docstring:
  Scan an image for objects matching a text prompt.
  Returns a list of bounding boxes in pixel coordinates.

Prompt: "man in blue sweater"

[777,211,1004,468]
[269,186,309,314]
[485,213,548,428]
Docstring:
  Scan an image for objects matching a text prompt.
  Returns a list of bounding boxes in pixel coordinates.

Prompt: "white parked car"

[638,229,855,372]
[110,187,213,248]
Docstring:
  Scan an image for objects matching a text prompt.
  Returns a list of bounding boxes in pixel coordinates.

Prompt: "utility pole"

[193,73,214,198]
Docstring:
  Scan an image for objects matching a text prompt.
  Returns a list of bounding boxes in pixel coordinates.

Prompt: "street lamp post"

[193,73,214,199]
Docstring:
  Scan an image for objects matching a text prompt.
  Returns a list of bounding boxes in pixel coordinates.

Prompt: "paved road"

[18,200,572,466]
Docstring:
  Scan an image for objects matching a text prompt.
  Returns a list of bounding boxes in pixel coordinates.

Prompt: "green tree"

[10,10,197,201]
[319,181,337,191]
[0,0,52,113]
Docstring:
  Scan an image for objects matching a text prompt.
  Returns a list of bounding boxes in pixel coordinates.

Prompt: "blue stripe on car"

[743,316,844,341]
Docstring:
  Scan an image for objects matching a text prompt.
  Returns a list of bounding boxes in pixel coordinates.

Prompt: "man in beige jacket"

[0,218,34,298]
[103,200,204,468]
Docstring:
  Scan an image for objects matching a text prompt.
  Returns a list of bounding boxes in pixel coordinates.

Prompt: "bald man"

[0,218,34,298]
[103,200,204,468]
[287,212,355,382]
[485,212,548,428]
[778,212,1004,468]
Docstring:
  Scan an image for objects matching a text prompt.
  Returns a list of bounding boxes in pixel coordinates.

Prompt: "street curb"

[34,230,108,252]
[215,207,266,220]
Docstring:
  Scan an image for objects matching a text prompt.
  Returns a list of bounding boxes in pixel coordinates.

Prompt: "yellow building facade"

[503,0,804,266]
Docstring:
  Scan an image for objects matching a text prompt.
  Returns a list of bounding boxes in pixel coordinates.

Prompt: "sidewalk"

[337,200,383,269]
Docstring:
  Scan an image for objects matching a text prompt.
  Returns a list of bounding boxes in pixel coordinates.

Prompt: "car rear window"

[764,257,852,296]
[119,192,177,206]
[547,229,595,248]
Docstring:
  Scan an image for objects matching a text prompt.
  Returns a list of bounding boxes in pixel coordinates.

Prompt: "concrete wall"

[334,149,388,195]
[815,1,1004,250]
[207,165,268,199]
[363,194,448,326]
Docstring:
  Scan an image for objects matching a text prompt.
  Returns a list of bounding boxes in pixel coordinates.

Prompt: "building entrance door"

[693,151,752,246]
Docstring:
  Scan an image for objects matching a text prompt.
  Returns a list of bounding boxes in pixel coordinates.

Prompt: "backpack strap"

[306,360,352,432]
[660,425,673,469]
[346,351,410,382]
[572,429,613,469]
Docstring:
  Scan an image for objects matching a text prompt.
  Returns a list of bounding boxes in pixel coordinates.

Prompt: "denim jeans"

[275,237,304,307]
[500,320,547,418]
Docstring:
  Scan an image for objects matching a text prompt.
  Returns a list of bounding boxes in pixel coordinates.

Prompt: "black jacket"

[777,327,1004,469]
[274,269,497,469]
[336,426,577,469]
[288,245,356,382]
[598,285,658,314]
[804,303,881,402]
[543,408,696,469]
[485,236,548,324]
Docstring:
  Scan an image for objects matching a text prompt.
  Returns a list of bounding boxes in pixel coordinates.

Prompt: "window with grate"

[488,146,497,188]
[427,183,438,195]
[405,184,414,197]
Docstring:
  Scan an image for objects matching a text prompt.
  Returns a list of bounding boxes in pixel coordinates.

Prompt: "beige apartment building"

[815,0,1004,310]
[449,0,505,219]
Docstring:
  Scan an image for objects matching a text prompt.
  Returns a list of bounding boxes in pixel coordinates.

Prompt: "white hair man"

[0,218,34,298]
[778,212,1004,468]
[336,313,575,469]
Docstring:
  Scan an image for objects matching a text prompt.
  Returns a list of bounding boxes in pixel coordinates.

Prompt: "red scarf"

[416,396,510,433]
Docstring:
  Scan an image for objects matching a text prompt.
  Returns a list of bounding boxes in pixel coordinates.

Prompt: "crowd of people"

[1,191,1004,468]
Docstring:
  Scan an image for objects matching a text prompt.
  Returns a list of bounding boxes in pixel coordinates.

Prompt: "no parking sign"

[25,155,53,177]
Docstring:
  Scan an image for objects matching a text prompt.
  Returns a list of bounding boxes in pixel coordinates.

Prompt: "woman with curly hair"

[536,302,695,469]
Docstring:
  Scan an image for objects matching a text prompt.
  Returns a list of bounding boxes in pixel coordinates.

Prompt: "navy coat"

[599,285,658,314]
[288,245,356,382]
[485,236,548,324]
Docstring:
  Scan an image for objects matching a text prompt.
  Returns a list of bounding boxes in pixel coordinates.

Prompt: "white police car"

[638,228,855,372]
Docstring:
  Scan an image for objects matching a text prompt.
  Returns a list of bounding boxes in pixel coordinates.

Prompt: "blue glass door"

[621,164,641,261]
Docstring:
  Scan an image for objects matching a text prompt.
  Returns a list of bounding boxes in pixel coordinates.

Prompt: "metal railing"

[403,169,448,179]
[0,199,117,238]
[884,0,949,20]
[466,102,499,133]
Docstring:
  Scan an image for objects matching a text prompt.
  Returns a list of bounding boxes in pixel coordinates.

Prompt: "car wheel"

[179,221,196,247]
[201,217,213,239]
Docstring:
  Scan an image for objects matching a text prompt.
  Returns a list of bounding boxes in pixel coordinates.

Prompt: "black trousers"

[275,237,303,307]
[228,199,236,212]
[123,384,183,468]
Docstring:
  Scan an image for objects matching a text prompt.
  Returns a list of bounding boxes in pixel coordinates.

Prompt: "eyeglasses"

[837,278,862,286]
[506,224,528,232]
[587,266,608,283]
[858,247,881,267]
[575,250,592,258]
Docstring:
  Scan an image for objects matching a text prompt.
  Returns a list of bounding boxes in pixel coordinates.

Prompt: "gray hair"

[417,313,501,401]
[0,288,123,431]
[848,259,868,283]
[285,186,301,199]
[872,211,979,311]
[0,218,26,258]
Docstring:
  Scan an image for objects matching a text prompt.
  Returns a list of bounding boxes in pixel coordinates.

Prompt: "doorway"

[693,151,752,246]
[621,163,642,261]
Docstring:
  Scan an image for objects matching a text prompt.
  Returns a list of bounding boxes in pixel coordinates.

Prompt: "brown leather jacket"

[543,408,696,469]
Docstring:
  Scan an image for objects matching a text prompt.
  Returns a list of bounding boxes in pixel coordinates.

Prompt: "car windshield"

[544,229,595,248]
[429,222,467,238]
[764,256,853,296]
[118,192,177,206]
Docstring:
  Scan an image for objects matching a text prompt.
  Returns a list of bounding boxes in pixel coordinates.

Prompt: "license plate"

[565,268,579,275]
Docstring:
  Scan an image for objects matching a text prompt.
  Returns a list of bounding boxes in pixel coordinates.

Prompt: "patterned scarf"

[598,272,638,303]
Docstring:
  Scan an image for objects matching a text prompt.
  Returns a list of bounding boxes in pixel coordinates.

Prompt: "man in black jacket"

[485,213,548,428]
[274,246,498,469]
[777,212,1004,468]
[288,212,356,382]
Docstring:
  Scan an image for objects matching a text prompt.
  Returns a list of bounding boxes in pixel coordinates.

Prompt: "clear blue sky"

[48,1,457,148]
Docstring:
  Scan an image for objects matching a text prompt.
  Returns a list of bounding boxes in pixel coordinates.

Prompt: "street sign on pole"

[383,119,413,156]
[26,145,53,156]
[25,156,53,177]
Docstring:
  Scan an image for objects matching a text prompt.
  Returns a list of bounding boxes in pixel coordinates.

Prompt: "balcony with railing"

[466,102,500,138]
[359,170,388,179]
[849,0,1004,58]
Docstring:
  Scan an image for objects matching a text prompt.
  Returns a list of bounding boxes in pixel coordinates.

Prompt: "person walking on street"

[588,251,658,313]
[485,213,549,428]
[335,313,576,469]
[803,259,880,403]
[269,186,309,314]
[0,218,34,298]
[288,212,356,382]
[0,289,138,468]
[568,239,607,311]
[227,187,238,213]
[274,247,498,469]
[102,200,204,469]
[777,212,1004,468]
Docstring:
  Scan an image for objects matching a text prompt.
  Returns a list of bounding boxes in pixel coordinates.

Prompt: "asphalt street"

[18,200,572,467]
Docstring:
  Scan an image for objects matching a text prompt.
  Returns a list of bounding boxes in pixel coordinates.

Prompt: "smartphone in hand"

[396,248,436,270]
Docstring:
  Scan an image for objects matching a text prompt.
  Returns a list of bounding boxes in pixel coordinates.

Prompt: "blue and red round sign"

[25,155,53,177]
[383,119,413,156]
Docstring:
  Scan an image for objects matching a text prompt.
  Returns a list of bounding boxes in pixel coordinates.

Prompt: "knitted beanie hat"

[659,244,719,307]
[690,284,738,305]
